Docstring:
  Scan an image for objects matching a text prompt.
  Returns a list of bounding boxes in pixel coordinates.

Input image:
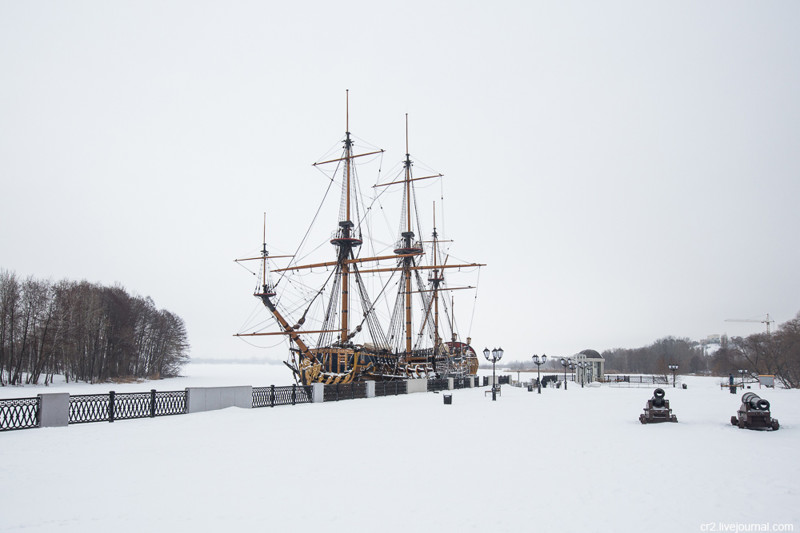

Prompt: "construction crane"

[725,313,775,335]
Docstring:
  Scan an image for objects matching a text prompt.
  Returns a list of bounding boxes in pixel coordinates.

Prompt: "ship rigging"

[235,93,483,385]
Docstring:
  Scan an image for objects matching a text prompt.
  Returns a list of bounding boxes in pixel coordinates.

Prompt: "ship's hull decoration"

[236,93,483,385]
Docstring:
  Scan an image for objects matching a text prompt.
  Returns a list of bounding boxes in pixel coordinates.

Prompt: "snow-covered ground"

[1,363,798,533]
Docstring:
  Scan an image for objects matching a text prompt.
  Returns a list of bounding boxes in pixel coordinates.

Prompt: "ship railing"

[393,236,423,253]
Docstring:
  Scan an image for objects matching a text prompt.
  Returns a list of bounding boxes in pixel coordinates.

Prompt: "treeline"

[602,337,703,376]
[602,312,800,388]
[710,313,800,389]
[1,270,189,386]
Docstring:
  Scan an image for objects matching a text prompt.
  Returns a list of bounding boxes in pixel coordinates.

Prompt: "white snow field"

[1,364,798,533]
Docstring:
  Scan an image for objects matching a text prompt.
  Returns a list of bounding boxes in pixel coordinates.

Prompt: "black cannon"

[639,388,678,424]
[731,392,779,430]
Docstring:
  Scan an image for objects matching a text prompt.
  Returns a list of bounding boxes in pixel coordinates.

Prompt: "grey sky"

[1,1,798,363]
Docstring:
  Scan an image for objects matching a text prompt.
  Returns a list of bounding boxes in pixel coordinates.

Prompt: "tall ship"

[236,93,483,385]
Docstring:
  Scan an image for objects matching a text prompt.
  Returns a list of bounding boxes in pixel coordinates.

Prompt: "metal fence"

[453,377,471,389]
[605,375,668,385]
[0,397,39,432]
[69,393,112,424]
[482,375,507,386]
[428,378,449,392]
[323,382,368,402]
[374,381,407,396]
[69,390,187,424]
[253,385,312,407]
[1,373,483,432]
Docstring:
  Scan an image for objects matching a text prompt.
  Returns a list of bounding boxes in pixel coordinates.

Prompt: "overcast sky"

[1,1,798,364]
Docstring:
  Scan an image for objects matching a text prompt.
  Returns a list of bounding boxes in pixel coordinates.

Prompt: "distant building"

[701,334,721,345]
[575,349,605,383]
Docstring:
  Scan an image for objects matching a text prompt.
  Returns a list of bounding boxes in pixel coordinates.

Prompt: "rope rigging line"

[352,148,386,249]
[467,266,481,339]
[236,260,259,277]
[237,336,289,350]
[317,264,342,349]
[412,268,436,351]
[314,138,347,167]
[352,264,396,349]
[236,300,273,335]
[439,177,447,246]
[294,267,337,329]
[279,164,338,287]
[413,184,425,246]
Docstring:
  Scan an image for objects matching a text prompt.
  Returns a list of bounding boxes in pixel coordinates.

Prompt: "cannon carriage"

[731,392,779,431]
[639,388,678,424]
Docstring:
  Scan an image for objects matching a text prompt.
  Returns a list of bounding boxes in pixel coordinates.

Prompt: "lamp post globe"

[484,347,503,401]
[560,357,570,390]
[668,364,679,387]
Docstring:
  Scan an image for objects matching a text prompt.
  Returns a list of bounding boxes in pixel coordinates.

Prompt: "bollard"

[443,394,452,405]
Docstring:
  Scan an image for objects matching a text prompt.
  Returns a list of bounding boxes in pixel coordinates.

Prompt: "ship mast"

[340,90,354,344]
[394,114,424,355]
[374,115,483,358]
[325,90,369,345]
[233,215,312,359]
[430,203,444,353]
[261,213,274,297]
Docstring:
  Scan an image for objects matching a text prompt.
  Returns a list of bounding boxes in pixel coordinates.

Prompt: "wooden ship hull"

[294,342,479,385]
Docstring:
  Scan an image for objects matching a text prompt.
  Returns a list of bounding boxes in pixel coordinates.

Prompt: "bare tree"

[0,271,190,384]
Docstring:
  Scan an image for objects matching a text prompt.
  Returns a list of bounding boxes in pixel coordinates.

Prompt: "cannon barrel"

[652,388,666,408]
[742,392,770,411]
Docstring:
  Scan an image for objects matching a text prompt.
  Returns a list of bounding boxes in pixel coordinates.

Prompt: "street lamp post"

[668,364,679,388]
[738,369,748,390]
[577,361,585,388]
[560,357,571,390]
[532,354,547,394]
[484,347,504,401]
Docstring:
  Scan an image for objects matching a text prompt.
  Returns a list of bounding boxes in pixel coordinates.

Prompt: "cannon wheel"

[671,415,678,423]
[730,416,738,426]
[772,419,780,431]
[639,414,646,424]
